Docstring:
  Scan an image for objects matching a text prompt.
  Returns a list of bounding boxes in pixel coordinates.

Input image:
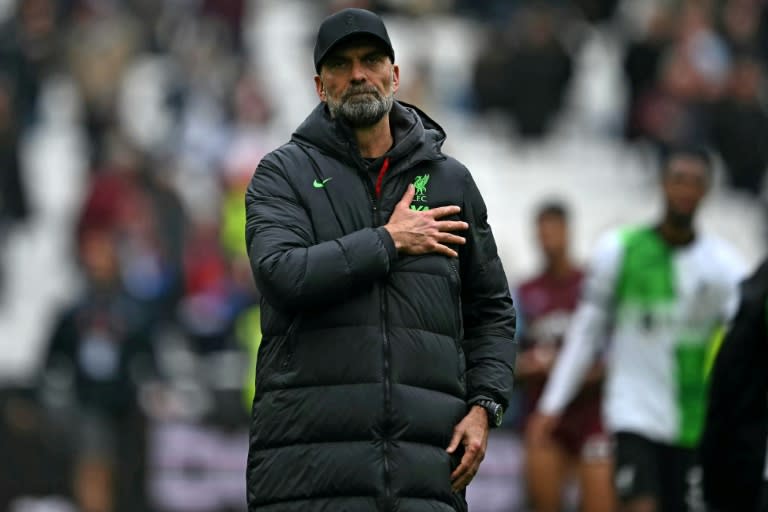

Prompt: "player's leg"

[614,432,660,512]
[577,433,615,512]
[74,457,114,512]
[524,434,571,512]
[74,411,116,512]
[621,496,656,512]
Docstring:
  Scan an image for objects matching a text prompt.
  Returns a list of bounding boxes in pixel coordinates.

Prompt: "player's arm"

[537,231,623,418]
[246,158,396,313]
[703,245,749,375]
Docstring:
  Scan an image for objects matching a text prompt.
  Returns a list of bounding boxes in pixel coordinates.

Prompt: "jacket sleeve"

[538,231,622,415]
[245,157,397,313]
[458,172,517,409]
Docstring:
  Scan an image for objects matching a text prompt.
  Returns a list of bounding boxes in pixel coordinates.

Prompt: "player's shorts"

[524,382,609,460]
[549,388,610,461]
[614,431,705,512]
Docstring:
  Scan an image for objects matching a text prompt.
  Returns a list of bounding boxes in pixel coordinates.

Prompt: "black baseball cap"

[314,8,395,73]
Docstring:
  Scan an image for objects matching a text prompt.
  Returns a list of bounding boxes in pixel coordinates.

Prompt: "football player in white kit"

[528,147,746,512]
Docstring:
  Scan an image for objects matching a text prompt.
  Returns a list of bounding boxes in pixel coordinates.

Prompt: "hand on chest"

[302,161,461,240]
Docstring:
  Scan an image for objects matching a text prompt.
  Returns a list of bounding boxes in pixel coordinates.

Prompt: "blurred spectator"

[66,4,143,166]
[472,4,573,139]
[77,136,185,315]
[179,221,236,353]
[719,0,764,56]
[516,201,612,512]
[623,5,674,139]
[626,1,732,153]
[0,388,71,510]
[201,0,246,53]
[633,46,710,149]
[710,53,768,195]
[677,1,730,97]
[573,0,619,24]
[454,0,543,23]
[0,76,28,223]
[43,229,157,512]
[0,74,28,301]
[0,0,60,126]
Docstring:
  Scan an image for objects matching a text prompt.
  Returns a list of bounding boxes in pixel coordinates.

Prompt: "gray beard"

[327,87,394,128]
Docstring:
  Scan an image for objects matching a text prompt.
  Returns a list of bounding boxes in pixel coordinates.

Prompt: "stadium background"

[0,0,766,510]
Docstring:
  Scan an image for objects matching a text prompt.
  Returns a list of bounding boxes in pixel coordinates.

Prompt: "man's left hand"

[446,405,489,492]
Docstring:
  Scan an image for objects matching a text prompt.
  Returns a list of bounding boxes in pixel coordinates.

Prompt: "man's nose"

[350,60,367,82]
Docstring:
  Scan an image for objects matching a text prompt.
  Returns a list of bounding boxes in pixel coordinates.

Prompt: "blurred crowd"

[0,0,766,511]
[472,0,768,196]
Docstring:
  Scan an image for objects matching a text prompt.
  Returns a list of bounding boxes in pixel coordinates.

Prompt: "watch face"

[493,405,503,427]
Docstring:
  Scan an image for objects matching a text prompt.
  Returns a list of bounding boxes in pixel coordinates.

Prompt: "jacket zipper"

[357,162,393,506]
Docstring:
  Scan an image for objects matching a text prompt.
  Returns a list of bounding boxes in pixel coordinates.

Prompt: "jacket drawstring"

[374,157,390,199]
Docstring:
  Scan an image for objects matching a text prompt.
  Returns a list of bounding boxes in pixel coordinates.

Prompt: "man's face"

[662,155,709,225]
[536,215,568,263]
[314,39,399,128]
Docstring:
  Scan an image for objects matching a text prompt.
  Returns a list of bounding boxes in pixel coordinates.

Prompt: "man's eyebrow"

[325,54,348,63]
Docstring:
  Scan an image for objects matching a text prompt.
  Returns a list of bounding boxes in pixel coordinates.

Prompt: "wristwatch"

[471,398,504,428]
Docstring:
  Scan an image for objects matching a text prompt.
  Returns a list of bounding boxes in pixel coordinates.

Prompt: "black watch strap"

[470,398,504,428]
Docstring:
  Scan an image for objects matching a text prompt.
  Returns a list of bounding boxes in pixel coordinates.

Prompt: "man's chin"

[338,104,388,128]
[343,95,377,107]
[342,114,385,129]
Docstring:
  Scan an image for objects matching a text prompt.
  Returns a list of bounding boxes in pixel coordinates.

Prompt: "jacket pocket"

[447,259,463,340]
[279,315,301,370]
[255,316,301,386]
[448,260,466,394]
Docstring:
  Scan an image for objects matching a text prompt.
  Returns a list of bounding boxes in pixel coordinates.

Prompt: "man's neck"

[657,217,695,246]
[544,256,574,280]
[354,115,393,159]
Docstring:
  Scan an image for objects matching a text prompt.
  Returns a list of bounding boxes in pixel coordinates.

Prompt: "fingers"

[446,428,462,454]
[428,205,461,219]
[435,220,469,233]
[452,466,478,492]
[450,442,484,492]
[432,243,459,259]
[397,184,415,208]
[434,232,466,246]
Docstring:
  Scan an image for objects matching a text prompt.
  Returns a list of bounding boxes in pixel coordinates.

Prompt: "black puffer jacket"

[701,258,768,512]
[245,101,516,512]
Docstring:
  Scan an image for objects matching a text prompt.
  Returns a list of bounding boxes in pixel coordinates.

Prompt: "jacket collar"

[291,100,446,175]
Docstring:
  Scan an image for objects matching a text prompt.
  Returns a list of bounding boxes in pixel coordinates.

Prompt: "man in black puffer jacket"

[701,258,768,512]
[245,8,516,512]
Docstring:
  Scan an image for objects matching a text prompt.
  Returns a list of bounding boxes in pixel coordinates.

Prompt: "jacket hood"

[291,100,446,173]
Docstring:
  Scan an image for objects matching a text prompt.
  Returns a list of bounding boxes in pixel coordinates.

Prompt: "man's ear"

[392,64,400,94]
[314,75,326,101]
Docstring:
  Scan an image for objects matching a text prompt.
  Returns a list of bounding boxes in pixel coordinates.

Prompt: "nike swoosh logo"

[313,178,332,188]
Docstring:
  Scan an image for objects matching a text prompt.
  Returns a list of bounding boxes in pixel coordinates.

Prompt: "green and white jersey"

[540,225,746,446]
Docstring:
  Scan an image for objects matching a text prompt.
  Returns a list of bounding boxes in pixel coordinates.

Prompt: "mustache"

[342,86,380,100]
